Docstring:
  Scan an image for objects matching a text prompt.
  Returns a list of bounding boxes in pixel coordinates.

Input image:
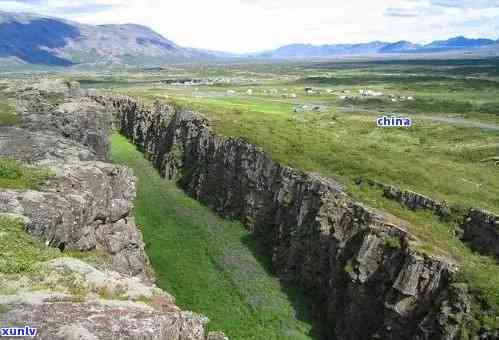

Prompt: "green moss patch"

[0,158,53,190]
[0,215,60,274]
[0,100,18,126]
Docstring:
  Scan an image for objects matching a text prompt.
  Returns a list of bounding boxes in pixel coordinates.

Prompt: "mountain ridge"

[257,36,498,59]
[0,10,497,66]
[0,10,219,66]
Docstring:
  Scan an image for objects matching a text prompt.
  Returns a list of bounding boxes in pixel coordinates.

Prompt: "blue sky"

[0,0,498,52]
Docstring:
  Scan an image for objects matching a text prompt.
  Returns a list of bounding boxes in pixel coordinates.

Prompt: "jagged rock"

[0,158,148,279]
[461,209,499,260]
[358,178,499,261]
[45,258,169,301]
[1,255,226,339]
[108,95,472,339]
[0,100,150,277]
[0,88,227,339]
[1,297,211,340]
[18,96,111,160]
[0,126,96,165]
[416,283,474,340]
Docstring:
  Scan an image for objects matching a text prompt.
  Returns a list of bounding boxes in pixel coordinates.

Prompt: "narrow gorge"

[0,78,496,339]
[103,95,497,340]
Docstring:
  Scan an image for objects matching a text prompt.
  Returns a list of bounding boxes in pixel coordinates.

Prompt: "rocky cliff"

[0,82,226,340]
[105,96,492,339]
[357,178,499,261]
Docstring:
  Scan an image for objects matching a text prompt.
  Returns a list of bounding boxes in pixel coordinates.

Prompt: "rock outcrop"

[357,178,499,260]
[461,209,499,259]
[0,121,146,279]
[17,85,111,160]
[0,84,225,339]
[106,96,488,339]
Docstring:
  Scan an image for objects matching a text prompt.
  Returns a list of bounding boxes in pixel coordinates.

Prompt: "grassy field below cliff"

[88,58,499,333]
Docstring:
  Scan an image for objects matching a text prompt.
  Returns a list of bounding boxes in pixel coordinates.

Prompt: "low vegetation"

[0,215,60,274]
[0,98,18,126]
[91,58,498,333]
[0,158,53,190]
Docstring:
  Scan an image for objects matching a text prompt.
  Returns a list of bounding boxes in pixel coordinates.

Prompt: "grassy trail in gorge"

[110,133,319,340]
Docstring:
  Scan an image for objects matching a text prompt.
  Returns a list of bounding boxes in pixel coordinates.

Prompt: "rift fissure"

[103,95,483,339]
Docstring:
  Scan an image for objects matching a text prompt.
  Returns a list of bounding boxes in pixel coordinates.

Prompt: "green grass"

[0,100,18,126]
[0,158,53,190]
[115,69,499,322]
[87,59,499,332]
[127,91,498,215]
[0,215,60,274]
[111,133,319,339]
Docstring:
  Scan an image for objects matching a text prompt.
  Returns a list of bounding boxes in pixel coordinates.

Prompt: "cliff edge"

[104,95,496,340]
[0,80,227,340]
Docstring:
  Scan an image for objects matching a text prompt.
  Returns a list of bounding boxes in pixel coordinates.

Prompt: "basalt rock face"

[0,164,147,278]
[357,179,453,217]
[17,84,111,160]
[2,300,210,340]
[0,257,217,340]
[107,96,477,340]
[0,87,225,340]
[358,178,499,261]
[0,126,96,165]
[0,125,147,279]
[461,209,499,260]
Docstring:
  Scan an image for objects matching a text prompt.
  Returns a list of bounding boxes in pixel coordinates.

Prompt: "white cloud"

[0,0,498,52]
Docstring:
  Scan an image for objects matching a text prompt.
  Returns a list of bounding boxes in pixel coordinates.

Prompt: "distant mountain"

[258,42,388,58]
[0,10,497,66]
[422,36,496,52]
[0,11,222,66]
[379,41,421,53]
[255,37,499,59]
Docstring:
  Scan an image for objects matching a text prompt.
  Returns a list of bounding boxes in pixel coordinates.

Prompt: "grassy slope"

[0,159,52,190]
[111,133,318,340]
[0,215,60,274]
[0,97,17,126]
[111,97,499,329]
[87,60,498,331]
[113,67,499,330]
[128,89,499,214]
